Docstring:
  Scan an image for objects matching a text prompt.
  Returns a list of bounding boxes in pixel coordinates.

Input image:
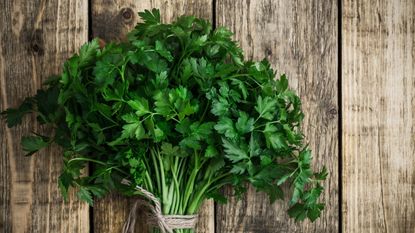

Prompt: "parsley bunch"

[2,9,327,227]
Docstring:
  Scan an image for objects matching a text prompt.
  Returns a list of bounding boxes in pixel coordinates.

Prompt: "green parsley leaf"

[214,117,238,139]
[21,136,49,156]
[255,96,278,120]
[127,98,150,116]
[235,111,254,134]
[77,187,93,206]
[222,138,249,162]
[1,98,34,127]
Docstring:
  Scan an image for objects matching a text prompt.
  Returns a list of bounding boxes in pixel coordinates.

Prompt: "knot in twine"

[121,179,198,233]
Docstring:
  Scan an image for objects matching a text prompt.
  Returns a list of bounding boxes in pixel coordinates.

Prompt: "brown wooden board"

[2,0,415,232]
[215,1,339,232]
[90,1,214,232]
[342,0,415,232]
[0,0,89,232]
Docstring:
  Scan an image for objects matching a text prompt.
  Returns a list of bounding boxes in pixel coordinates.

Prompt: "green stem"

[67,157,128,176]
[144,171,154,193]
[171,157,181,214]
[223,73,262,87]
[188,181,210,214]
[199,101,211,123]
[155,148,169,213]
[182,165,198,213]
[150,149,162,195]
[254,120,281,129]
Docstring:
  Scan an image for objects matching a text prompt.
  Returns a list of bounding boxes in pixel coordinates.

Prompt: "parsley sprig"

[2,9,327,222]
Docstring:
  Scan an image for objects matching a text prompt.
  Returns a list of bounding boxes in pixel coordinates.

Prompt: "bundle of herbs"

[2,9,327,232]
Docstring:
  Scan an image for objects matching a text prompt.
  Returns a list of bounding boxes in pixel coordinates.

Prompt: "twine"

[121,179,198,233]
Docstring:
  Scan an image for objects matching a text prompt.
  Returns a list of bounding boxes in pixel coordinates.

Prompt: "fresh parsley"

[2,8,326,223]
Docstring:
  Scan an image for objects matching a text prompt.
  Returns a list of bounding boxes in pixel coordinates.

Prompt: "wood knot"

[121,8,134,25]
[265,47,273,56]
[29,29,44,55]
[31,43,41,53]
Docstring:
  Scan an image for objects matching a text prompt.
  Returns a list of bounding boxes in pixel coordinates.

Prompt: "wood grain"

[0,0,89,232]
[2,1,414,232]
[90,1,214,232]
[342,0,415,232]
[215,1,339,232]
[91,0,213,42]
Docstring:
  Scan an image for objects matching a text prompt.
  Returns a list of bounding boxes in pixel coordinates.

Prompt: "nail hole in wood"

[327,108,337,119]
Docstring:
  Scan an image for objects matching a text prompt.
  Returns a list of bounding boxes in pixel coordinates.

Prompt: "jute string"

[121,179,198,233]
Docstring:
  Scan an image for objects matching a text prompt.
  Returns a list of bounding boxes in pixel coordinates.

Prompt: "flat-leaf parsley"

[2,9,327,229]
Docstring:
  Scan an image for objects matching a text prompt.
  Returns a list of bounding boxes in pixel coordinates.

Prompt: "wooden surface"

[215,1,339,232]
[0,0,89,232]
[1,0,415,232]
[342,0,415,232]
[90,1,214,232]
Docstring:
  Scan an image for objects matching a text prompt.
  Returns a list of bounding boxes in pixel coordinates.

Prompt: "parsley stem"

[156,149,169,213]
[199,101,211,123]
[144,171,153,192]
[150,148,162,196]
[223,73,262,87]
[67,157,128,176]
[171,157,181,213]
[254,120,281,129]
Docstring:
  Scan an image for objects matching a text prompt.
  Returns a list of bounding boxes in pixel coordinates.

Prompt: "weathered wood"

[91,0,213,42]
[342,0,415,232]
[3,1,414,232]
[0,0,89,232]
[93,193,146,233]
[215,1,339,232]
[90,1,214,232]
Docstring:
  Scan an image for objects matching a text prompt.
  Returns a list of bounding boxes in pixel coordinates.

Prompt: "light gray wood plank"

[342,0,415,232]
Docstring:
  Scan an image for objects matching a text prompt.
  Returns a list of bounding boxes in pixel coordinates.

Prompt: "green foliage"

[1,98,33,127]
[21,135,50,156]
[1,9,326,221]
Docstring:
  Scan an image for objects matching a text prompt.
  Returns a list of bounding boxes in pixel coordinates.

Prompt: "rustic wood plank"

[342,0,415,232]
[215,1,339,232]
[90,1,214,232]
[0,0,89,232]
[91,0,213,42]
